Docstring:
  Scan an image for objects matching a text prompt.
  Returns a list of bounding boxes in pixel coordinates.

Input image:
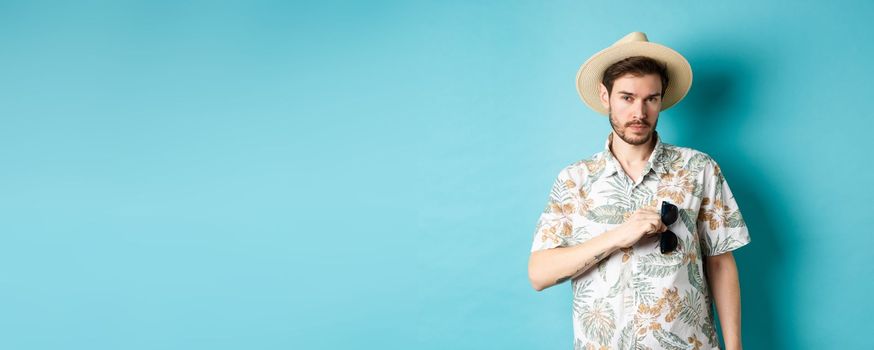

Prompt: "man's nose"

[632,100,646,120]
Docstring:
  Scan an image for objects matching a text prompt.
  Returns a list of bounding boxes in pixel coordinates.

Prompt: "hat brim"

[576,41,692,115]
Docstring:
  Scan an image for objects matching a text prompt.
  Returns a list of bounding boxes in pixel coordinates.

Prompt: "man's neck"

[609,131,656,166]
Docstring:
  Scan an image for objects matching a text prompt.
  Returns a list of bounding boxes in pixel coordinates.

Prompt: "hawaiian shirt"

[530,131,751,350]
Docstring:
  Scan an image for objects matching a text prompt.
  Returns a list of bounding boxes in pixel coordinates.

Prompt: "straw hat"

[576,32,693,115]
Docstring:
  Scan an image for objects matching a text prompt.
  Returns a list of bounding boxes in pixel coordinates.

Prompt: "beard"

[608,108,658,146]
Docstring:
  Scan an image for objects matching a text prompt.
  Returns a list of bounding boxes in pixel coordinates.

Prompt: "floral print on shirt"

[531,132,751,349]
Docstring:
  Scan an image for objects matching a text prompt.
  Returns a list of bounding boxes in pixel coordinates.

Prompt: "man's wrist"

[723,337,742,350]
[604,226,629,249]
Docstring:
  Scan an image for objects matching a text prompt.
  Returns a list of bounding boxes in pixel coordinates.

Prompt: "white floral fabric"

[531,132,750,349]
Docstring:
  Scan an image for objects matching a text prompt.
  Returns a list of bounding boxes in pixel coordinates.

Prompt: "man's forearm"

[528,229,623,291]
[706,252,742,350]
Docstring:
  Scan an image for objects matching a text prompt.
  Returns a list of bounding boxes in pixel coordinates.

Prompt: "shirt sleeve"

[697,157,751,256]
[530,168,575,252]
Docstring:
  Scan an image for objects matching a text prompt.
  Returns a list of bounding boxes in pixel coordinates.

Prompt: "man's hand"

[614,206,668,248]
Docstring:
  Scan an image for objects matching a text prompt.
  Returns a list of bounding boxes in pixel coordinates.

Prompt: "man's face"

[599,73,663,146]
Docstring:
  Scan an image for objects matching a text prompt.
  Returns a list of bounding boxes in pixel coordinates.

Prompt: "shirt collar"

[601,131,668,180]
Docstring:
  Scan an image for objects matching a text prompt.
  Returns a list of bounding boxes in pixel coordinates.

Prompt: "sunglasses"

[660,201,679,254]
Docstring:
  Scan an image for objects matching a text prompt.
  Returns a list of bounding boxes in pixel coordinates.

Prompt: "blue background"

[1,0,872,349]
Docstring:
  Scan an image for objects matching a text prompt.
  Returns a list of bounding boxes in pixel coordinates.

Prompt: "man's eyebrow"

[616,91,662,98]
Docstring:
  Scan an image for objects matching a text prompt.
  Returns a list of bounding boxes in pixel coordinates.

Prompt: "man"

[527,32,750,350]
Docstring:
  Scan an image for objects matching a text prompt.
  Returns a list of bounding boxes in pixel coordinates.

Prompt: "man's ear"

[598,83,610,110]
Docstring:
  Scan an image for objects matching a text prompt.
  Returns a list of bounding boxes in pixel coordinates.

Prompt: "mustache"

[626,121,650,127]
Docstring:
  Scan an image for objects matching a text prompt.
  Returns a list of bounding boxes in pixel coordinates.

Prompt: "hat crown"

[614,31,649,46]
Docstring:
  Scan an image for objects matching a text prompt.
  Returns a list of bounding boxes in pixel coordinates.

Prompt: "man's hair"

[601,56,669,96]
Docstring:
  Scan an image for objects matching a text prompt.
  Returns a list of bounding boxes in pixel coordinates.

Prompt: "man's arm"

[528,207,666,291]
[705,251,743,350]
[527,228,623,291]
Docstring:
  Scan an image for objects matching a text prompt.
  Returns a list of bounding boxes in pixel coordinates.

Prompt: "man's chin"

[622,132,652,146]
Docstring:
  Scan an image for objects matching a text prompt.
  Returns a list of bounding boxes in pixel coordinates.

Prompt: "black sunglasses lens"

[660,231,678,253]
[661,201,678,225]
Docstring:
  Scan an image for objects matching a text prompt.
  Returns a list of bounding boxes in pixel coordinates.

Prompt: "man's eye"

[622,96,632,101]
